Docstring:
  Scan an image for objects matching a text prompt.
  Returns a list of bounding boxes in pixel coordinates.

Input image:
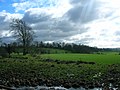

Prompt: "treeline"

[33,41,100,53]
[0,41,117,58]
[0,41,101,56]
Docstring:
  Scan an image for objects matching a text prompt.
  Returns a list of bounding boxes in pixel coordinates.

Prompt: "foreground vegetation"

[0,53,120,89]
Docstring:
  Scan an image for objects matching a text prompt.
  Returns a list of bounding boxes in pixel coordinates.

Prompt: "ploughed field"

[0,53,120,89]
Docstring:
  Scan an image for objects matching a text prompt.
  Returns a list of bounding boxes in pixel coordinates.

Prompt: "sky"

[0,0,120,48]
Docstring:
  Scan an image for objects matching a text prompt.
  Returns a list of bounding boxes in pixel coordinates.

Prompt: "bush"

[0,47,9,58]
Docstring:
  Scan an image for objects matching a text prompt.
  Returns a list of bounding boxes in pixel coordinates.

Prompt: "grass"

[41,48,71,54]
[41,53,120,64]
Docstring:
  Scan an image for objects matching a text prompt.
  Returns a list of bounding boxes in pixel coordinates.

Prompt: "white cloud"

[58,0,120,48]
[12,0,72,18]
[12,1,37,12]
[1,31,11,37]
[82,17,120,48]
[81,0,120,48]
[0,10,23,38]
[0,10,23,21]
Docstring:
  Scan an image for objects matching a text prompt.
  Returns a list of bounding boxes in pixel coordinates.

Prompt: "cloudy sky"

[0,0,120,48]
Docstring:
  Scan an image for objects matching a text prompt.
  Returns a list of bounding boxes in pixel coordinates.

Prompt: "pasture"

[41,52,120,64]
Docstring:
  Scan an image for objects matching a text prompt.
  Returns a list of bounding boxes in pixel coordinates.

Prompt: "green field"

[41,53,120,64]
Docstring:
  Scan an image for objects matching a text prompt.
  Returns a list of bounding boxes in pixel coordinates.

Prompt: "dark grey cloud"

[34,20,86,42]
[53,19,75,32]
[22,11,51,24]
[32,21,51,30]
[1,36,15,43]
[22,9,87,42]
[65,0,98,23]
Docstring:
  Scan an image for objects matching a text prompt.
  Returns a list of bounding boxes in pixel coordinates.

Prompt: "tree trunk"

[23,47,26,55]
[23,39,26,55]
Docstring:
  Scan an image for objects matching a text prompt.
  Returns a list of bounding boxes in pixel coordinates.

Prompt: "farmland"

[41,52,120,64]
[0,52,120,89]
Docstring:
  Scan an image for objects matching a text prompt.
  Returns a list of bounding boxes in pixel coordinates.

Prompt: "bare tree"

[10,19,34,55]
